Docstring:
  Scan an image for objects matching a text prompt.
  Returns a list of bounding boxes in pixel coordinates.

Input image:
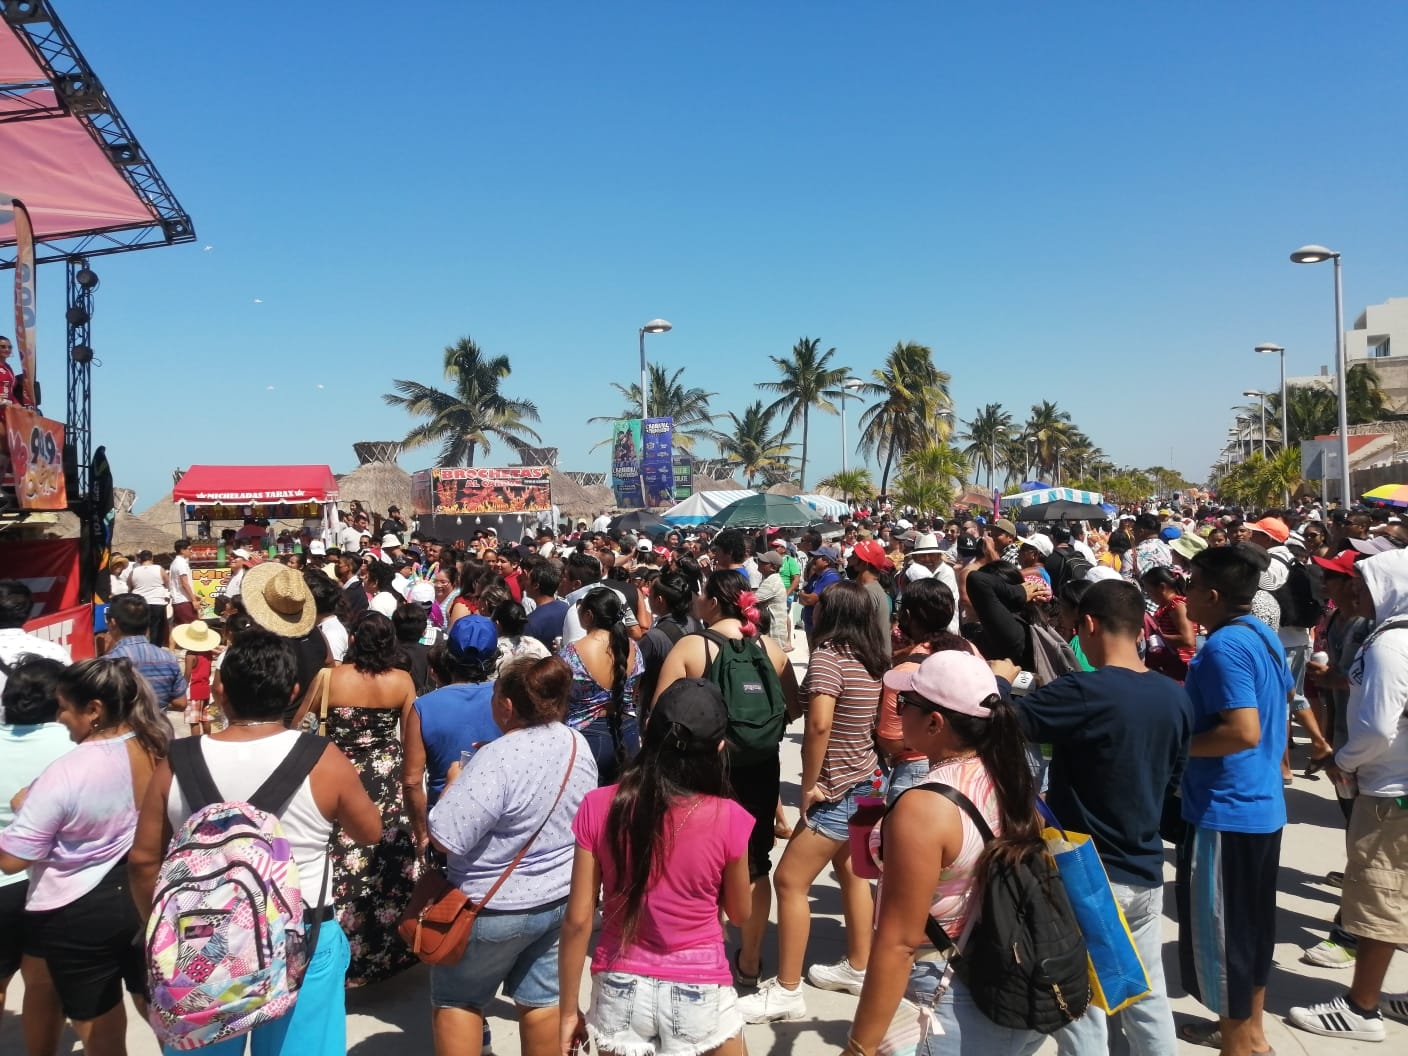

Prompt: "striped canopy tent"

[661,490,757,526]
[796,493,850,520]
[1000,486,1104,509]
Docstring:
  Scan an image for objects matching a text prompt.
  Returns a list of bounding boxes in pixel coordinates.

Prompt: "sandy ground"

[3,638,1405,1054]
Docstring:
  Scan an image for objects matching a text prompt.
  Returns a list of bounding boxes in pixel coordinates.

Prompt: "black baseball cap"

[647,678,728,752]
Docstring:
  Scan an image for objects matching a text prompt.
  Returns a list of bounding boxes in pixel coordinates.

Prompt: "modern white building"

[1347,297,1408,362]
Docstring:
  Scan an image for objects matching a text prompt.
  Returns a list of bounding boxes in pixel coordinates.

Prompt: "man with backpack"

[1045,525,1093,592]
[129,632,383,1055]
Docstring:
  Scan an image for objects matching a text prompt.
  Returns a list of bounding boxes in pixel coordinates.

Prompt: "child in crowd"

[173,619,222,735]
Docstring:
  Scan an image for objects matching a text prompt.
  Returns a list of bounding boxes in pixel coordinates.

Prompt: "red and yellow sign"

[2,405,66,509]
[412,467,551,516]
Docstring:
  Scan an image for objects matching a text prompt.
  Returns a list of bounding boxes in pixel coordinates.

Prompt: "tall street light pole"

[637,318,673,421]
[839,376,865,475]
[1242,391,1269,457]
[1290,246,1349,506]
[1255,343,1289,505]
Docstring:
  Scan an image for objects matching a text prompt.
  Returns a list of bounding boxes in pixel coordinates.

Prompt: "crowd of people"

[0,494,1405,1056]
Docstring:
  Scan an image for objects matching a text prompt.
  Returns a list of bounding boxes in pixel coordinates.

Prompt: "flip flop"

[1177,1021,1275,1055]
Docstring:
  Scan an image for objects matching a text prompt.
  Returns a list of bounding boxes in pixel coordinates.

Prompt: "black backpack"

[1052,547,1093,592]
[899,783,1090,1034]
[698,629,788,765]
[1270,555,1323,629]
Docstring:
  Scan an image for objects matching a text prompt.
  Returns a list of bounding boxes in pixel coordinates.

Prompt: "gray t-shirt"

[863,578,893,658]
[430,723,597,909]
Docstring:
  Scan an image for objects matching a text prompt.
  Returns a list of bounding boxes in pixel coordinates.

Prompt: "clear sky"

[24,1,1408,510]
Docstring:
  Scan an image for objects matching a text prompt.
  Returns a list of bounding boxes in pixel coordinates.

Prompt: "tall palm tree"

[856,342,953,495]
[383,337,541,466]
[1022,401,1074,478]
[587,363,717,452]
[756,337,851,490]
[891,441,968,516]
[815,467,874,505]
[706,401,795,488]
[958,402,1014,493]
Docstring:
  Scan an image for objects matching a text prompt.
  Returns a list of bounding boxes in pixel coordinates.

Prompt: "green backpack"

[698,629,788,765]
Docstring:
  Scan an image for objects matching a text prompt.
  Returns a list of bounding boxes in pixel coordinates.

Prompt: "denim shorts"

[588,971,742,1056]
[805,780,871,843]
[430,899,566,1011]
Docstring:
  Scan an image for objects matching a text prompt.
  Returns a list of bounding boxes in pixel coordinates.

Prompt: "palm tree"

[706,401,795,488]
[1022,401,1074,478]
[587,363,717,452]
[891,442,968,516]
[958,403,1014,493]
[383,337,541,466]
[856,342,953,495]
[1347,363,1393,423]
[756,337,851,490]
[815,467,874,505]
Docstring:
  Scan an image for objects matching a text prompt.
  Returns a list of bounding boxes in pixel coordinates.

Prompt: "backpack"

[698,628,788,765]
[147,734,331,1050]
[1270,555,1323,629]
[1052,547,1093,593]
[904,783,1090,1034]
[1026,620,1079,686]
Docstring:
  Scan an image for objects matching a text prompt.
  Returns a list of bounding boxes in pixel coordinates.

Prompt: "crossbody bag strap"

[168,736,223,812]
[474,731,579,911]
[318,668,333,734]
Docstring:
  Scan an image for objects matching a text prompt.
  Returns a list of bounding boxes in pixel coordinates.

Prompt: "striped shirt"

[803,644,881,800]
[107,636,187,708]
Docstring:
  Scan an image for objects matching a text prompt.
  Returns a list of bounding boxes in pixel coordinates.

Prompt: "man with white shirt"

[1069,522,1097,564]
[591,511,612,534]
[169,538,198,626]
[558,551,639,646]
[902,533,960,634]
[336,511,362,554]
[0,581,71,715]
[224,549,251,599]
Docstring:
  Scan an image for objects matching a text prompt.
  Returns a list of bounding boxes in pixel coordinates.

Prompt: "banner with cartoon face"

[2,405,66,509]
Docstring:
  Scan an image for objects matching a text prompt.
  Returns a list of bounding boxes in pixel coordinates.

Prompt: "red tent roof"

[172,465,339,505]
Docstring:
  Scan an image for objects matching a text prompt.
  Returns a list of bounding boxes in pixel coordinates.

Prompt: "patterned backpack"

[146,734,330,1050]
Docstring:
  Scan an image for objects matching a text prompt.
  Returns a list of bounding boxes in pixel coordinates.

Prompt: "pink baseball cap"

[882,651,999,718]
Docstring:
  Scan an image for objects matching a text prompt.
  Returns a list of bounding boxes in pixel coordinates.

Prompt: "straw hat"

[171,620,221,652]
[241,563,316,637]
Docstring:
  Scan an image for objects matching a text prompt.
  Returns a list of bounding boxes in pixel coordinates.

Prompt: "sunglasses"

[895,692,940,716]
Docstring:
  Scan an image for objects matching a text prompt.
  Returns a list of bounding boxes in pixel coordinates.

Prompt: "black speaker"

[2,2,48,26]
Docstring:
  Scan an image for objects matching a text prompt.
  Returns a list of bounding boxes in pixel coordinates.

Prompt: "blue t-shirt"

[802,568,843,630]
[1181,615,1292,834]
[524,599,569,650]
[414,682,502,804]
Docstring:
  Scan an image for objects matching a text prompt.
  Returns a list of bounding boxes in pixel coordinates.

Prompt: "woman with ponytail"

[559,677,754,1056]
[738,579,887,1023]
[561,586,643,786]
[847,650,1047,1055]
[654,570,799,998]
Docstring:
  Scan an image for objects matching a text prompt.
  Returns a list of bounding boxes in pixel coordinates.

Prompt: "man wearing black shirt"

[992,579,1190,1056]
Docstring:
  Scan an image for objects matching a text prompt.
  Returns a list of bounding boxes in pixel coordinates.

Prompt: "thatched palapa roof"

[111,511,178,554]
[337,442,412,517]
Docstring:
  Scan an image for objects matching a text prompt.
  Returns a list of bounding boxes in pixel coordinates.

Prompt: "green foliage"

[589,363,717,452]
[815,468,874,504]
[706,400,795,488]
[1211,449,1301,507]
[891,442,968,516]
[856,342,953,494]
[756,337,852,490]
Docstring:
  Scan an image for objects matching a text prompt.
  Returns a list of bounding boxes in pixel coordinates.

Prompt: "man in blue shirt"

[105,594,187,712]
[1177,543,1292,1056]
[798,546,842,650]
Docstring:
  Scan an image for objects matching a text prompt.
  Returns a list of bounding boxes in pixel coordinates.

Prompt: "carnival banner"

[641,417,675,507]
[0,538,81,614]
[611,418,644,507]
[24,603,95,660]
[12,197,37,408]
[413,467,552,515]
[2,404,66,509]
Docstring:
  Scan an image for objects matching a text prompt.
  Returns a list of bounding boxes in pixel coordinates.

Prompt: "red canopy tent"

[172,465,339,506]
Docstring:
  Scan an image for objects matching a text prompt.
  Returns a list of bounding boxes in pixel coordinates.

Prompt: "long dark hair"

[650,571,694,622]
[578,587,631,717]
[896,578,968,655]
[605,719,729,947]
[812,579,889,679]
[57,657,171,761]
[942,696,1042,874]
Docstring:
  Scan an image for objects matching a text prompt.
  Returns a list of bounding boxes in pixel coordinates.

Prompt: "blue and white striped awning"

[1000,487,1104,509]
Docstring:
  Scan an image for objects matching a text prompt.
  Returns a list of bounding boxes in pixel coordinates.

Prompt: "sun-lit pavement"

[5,637,1404,1053]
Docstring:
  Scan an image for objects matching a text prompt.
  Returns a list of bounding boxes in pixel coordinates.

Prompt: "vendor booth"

[411,467,553,546]
[171,465,339,608]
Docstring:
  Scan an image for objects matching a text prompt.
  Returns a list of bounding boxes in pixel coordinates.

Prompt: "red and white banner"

[24,603,94,660]
[0,538,81,616]
[12,196,37,409]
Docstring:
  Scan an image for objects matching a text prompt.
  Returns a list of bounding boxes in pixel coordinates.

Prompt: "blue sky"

[26,2,1408,510]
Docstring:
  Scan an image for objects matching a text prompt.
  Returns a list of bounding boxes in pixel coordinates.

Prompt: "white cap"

[381,533,402,548]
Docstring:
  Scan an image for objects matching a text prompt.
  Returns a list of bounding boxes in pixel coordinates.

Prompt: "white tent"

[662,490,757,526]
[999,487,1104,509]
[796,493,851,520]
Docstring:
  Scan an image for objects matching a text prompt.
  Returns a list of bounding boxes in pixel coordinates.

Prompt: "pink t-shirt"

[573,785,752,985]
[0,732,139,911]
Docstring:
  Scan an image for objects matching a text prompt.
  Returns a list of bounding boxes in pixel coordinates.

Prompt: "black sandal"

[731,948,761,988]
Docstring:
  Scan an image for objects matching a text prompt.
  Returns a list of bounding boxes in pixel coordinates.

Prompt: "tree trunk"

[799,407,810,491]
[880,440,897,496]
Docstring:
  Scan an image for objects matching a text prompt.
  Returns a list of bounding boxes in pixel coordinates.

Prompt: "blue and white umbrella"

[1000,487,1104,509]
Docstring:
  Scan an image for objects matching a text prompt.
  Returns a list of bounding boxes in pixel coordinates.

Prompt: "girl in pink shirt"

[559,677,754,1056]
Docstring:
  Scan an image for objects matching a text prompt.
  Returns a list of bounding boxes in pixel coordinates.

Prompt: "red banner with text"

[0,538,81,615]
[23,604,94,660]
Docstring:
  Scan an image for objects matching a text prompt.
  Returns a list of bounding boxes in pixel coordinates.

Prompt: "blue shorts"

[589,972,742,1056]
[805,781,871,843]
[430,899,566,1011]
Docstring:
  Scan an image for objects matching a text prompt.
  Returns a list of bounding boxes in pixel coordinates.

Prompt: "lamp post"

[637,318,672,421]
[1242,391,1270,457]
[839,376,865,475]
[1290,246,1348,506]
[1255,343,1289,505]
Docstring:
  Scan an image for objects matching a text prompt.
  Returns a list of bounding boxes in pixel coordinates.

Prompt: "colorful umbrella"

[1362,484,1408,508]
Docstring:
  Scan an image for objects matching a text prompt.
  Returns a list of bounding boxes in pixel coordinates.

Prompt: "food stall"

[411,467,552,546]
[170,465,339,609]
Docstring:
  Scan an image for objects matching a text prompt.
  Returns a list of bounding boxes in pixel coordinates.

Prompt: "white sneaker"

[1288,994,1386,1042]
[737,978,807,1023]
[807,957,866,995]
[1302,939,1357,968]
[1383,993,1408,1024]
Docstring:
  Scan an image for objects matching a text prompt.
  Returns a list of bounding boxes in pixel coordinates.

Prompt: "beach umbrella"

[609,510,666,534]
[705,493,814,529]
[1362,484,1408,509]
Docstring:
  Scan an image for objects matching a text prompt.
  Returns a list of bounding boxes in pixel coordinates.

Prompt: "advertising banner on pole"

[11,197,38,409]
[611,419,644,507]
[0,538,81,615]
[410,467,552,515]
[672,458,693,501]
[1,405,67,508]
[641,417,675,507]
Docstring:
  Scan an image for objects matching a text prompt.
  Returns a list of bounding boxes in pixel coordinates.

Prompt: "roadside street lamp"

[839,376,865,475]
[1255,343,1289,504]
[637,319,672,421]
[1243,391,1270,457]
[1289,246,1349,506]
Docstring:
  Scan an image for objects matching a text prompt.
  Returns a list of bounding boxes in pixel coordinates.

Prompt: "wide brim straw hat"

[241,562,317,638]
[171,619,221,652]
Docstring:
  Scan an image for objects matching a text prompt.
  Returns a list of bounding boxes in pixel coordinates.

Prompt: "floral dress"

[325,705,419,987]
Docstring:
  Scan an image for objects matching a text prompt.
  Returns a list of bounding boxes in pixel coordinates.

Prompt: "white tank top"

[165,731,334,905]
